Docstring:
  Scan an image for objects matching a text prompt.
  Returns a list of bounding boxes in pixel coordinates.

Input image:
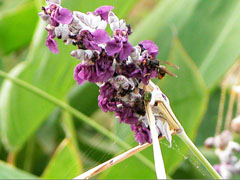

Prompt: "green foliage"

[0,0,240,179]
[42,139,82,179]
[0,161,37,179]
[0,0,38,54]
[131,0,240,89]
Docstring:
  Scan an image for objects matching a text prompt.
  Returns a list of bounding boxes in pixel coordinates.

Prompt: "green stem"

[178,131,221,179]
[0,70,154,171]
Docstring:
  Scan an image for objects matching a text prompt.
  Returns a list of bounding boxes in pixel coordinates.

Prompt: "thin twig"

[224,89,236,130]
[144,99,167,179]
[73,134,174,179]
[215,85,227,135]
[233,85,240,116]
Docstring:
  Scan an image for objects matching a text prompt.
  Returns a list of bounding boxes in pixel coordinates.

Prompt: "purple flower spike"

[46,34,59,54]
[140,40,159,59]
[40,3,170,145]
[94,6,114,22]
[54,7,73,24]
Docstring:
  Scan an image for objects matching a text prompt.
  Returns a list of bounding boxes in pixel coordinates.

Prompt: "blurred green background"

[0,0,240,179]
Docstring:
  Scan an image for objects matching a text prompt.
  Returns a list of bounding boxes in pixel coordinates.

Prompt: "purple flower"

[42,4,73,26]
[119,63,142,78]
[93,29,111,44]
[131,124,152,144]
[46,33,59,54]
[98,97,118,112]
[78,30,110,51]
[98,82,118,112]
[53,7,73,24]
[115,105,138,124]
[94,6,114,22]
[140,40,158,59]
[74,55,114,84]
[106,38,133,60]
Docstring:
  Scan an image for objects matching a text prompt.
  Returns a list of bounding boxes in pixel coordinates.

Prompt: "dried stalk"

[73,134,174,179]
[224,89,236,130]
[215,85,227,135]
[144,98,167,179]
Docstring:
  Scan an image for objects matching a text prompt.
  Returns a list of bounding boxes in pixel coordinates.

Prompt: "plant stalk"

[145,99,166,179]
[178,131,221,179]
[74,142,152,179]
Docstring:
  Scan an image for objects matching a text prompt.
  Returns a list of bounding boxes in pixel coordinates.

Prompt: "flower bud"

[204,137,215,149]
[231,116,240,134]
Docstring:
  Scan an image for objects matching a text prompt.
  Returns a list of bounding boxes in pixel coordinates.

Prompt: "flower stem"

[0,70,154,171]
[177,131,221,179]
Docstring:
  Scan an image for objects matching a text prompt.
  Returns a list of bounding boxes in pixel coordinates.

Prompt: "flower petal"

[119,41,133,60]
[106,39,122,56]
[46,35,59,54]
[93,29,111,44]
[140,40,159,58]
[94,6,114,21]
[54,7,73,24]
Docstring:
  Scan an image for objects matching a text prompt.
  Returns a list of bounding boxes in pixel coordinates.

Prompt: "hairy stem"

[0,70,154,171]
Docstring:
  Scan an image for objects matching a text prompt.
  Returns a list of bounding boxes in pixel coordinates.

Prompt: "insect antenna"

[159,66,178,78]
[158,60,179,69]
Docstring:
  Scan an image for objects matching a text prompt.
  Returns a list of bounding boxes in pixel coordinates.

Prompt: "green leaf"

[0,1,38,54]
[100,39,208,178]
[131,0,240,89]
[159,39,208,174]
[42,139,82,179]
[0,0,138,151]
[0,160,38,179]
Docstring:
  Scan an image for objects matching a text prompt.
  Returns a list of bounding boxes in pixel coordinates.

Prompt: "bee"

[142,59,179,79]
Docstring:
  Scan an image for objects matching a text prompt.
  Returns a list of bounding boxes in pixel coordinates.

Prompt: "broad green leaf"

[0,0,138,151]
[42,139,82,179]
[100,40,208,178]
[131,0,240,89]
[159,39,208,174]
[0,1,38,54]
[0,160,38,179]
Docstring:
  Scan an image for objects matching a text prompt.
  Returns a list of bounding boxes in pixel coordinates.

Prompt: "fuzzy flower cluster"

[205,130,240,178]
[39,0,172,144]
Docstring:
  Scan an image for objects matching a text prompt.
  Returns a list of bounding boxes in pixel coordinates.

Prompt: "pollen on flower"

[39,0,174,145]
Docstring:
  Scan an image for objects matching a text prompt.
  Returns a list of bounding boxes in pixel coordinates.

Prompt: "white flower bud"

[46,0,61,5]
[231,116,240,134]
[204,137,215,149]
[55,24,69,40]
[130,46,141,62]
[38,12,50,21]
[46,24,55,31]
[71,49,85,60]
